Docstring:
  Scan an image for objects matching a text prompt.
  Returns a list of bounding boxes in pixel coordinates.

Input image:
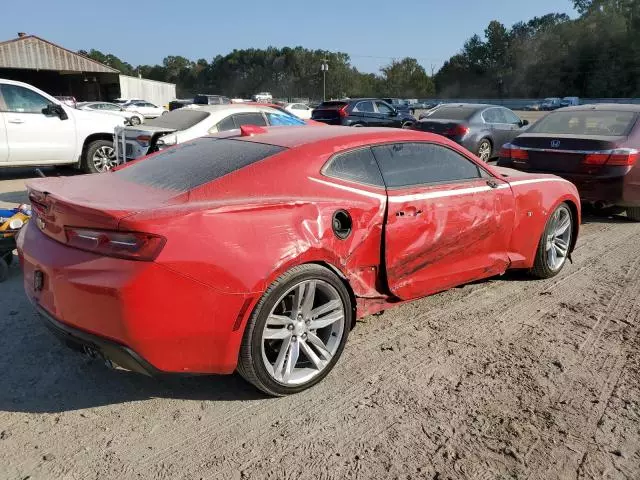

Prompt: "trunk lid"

[510,134,626,174]
[311,101,348,124]
[27,174,184,244]
[413,119,464,135]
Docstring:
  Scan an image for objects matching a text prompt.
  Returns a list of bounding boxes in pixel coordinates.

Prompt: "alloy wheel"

[478,141,492,161]
[261,279,345,386]
[92,146,119,172]
[545,206,572,270]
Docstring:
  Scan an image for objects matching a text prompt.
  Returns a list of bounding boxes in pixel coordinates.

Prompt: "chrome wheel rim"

[261,280,345,386]
[92,146,118,172]
[478,141,491,161]
[546,206,572,271]
[131,116,141,125]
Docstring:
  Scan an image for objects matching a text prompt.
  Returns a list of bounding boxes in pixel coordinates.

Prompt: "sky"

[2,0,576,73]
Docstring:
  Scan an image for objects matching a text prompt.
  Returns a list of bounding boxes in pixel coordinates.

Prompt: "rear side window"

[114,138,285,191]
[323,148,384,187]
[353,101,375,113]
[233,112,267,127]
[372,143,482,188]
[216,115,237,132]
[528,110,637,136]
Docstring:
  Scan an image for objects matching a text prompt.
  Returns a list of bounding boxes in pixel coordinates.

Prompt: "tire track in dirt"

[119,221,638,479]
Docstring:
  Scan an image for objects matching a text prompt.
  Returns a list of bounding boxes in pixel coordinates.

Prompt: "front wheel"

[530,203,573,279]
[238,264,352,396]
[83,140,118,174]
[130,115,142,125]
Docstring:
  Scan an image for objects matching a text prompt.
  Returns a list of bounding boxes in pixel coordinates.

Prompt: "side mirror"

[390,109,398,116]
[520,119,529,127]
[42,104,68,120]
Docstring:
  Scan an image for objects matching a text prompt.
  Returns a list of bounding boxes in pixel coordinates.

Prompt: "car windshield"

[145,109,210,130]
[114,138,285,191]
[422,106,478,120]
[528,110,638,136]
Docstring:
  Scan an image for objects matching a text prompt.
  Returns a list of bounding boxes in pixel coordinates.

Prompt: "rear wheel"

[83,140,118,174]
[626,207,640,222]
[238,264,352,396]
[402,121,414,129]
[0,256,8,283]
[530,203,573,279]
[352,123,364,127]
[477,138,492,162]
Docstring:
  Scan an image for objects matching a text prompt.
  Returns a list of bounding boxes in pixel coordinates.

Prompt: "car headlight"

[156,133,177,147]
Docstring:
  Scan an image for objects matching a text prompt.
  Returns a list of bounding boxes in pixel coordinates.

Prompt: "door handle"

[8,119,24,124]
[486,179,500,189]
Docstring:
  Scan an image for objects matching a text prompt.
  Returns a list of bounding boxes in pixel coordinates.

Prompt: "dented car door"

[372,142,514,300]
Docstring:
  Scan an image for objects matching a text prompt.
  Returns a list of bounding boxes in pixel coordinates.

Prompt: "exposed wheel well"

[309,261,358,328]
[563,200,580,254]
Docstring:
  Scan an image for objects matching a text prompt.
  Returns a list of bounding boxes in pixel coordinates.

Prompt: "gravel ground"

[1,165,639,480]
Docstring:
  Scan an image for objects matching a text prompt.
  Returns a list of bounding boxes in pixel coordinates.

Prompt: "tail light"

[338,105,349,118]
[443,124,469,137]
[584,148,639,166]
[136,135,151,146]
[64,227,166,261]
[499,143,529,161]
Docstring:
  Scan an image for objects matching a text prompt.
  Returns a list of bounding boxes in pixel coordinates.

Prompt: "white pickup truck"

[0,79,125,173]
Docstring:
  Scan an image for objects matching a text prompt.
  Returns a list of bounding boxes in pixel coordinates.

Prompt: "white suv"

[0,79,125,173]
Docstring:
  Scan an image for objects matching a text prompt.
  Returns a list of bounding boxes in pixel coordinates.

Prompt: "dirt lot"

[1,168,639,480]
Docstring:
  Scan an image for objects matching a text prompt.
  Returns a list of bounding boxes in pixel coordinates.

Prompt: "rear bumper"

[33,299,160,376]
[18,221,255,375]
[496,163,640,207]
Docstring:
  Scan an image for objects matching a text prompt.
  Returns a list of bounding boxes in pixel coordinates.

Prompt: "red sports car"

[18,126,580,396]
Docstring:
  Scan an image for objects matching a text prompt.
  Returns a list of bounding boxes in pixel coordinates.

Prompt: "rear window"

[145,109,210,130]
[528,111,638,136]
[114,138,285,191]
[422,106,479,121]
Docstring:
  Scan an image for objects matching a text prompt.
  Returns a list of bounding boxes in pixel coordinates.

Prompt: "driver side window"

[375,101,394,115]
[0,85,52,113]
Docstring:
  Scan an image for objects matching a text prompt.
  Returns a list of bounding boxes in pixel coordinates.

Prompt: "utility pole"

[321,60,329,101]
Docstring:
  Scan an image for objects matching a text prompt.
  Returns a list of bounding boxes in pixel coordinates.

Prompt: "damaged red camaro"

[18,126,581,395]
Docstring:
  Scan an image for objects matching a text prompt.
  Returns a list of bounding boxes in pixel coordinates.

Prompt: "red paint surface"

[18,127,581,374]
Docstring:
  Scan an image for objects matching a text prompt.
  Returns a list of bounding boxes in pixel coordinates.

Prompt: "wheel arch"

[80,133,114,164]
[563,198,580,254]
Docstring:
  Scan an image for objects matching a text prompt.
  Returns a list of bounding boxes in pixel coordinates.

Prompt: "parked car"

[193,94,231,105]
[560,96,580,108]
[168,99,194,111]
[311,98,416,128]
[113,104,307,162]
[411,101,441,110]
[122,100,167,119]
[19,126,580,395]
[77,101,144,125]
[540,97,563,111]
[112,98,144,105]
[55,96,76,108]
[284,103,313,119]
[382,98,412,116]
[523,102,542,111]
[498,104,640,221]
[0,79,124,173]
[411,103,529,161]
[252,92,273,103]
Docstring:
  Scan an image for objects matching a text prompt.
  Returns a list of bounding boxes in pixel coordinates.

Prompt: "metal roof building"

[0,34,175,105]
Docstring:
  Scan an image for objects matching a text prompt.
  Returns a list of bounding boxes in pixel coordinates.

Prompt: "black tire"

[0,257,8,283]
[477,138,493,162]
[530,202,573,279]
[237,264,352,396]
[130,116,142,125]
[402,121,414,129]
[2,251,14,267]
[351,123,364,127]
[626,207,640,222]
[82,139,116,174]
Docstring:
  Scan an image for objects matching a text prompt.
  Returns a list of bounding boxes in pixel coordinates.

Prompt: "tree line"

[80,0,639,100]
